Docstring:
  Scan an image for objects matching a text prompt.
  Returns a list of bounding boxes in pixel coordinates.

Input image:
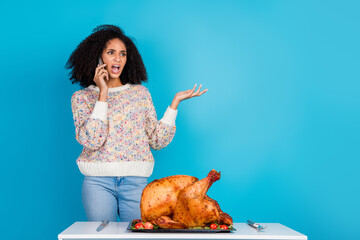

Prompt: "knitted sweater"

[71,83,177,177]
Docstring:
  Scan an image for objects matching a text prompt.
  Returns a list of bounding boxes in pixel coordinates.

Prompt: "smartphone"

[98,57,108,81]
[98,57,104,66]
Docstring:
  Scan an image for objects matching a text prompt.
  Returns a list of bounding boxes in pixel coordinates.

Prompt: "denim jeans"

[82,176,148,222]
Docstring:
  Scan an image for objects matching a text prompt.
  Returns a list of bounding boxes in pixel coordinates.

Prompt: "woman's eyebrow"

[108,49,127,52]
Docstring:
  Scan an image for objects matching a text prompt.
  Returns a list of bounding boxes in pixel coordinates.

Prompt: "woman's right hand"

[93,64,109,101]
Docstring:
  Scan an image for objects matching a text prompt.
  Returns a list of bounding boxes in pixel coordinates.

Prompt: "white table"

[58,222,307,240]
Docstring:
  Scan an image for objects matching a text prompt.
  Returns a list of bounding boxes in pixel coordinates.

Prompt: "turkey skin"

[140,169,233,229]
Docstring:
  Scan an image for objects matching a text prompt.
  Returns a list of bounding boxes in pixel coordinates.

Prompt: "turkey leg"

[182,169,221,199]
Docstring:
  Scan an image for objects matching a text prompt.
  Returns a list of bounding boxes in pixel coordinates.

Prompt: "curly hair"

[65,24,148,88]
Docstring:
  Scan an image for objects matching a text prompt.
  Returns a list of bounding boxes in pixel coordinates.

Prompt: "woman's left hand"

[170,84,208,110]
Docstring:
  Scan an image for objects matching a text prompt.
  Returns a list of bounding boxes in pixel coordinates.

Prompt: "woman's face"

[101,38,127,79]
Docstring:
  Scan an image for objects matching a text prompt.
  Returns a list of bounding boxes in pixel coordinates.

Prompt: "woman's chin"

[109,72,121,79]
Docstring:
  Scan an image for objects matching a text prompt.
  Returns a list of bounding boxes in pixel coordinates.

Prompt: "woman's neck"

[106,78,123,88]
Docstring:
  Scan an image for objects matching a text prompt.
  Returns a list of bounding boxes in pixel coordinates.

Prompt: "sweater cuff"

[160,106,178,126]
[90,101,108,121]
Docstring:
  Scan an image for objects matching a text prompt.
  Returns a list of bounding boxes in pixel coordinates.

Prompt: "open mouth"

[111,65,120,74]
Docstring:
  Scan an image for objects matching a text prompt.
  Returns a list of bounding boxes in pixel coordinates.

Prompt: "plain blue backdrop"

[0,0,359,240]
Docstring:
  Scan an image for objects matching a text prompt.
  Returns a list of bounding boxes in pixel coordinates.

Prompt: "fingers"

[97,63,107,69]
[94,70,108,85]
[190,84,205,97]
[199,89,208,95]
[99,70,109,81]
[98,68,108,75]
[190,83,197,94]
[195,84,202,94]
[95,63,107,76]
[97,67,108,79]
[179,84,208,100]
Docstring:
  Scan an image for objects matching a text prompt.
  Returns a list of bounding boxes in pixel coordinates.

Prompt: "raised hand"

[93,63,109,102]
[93,64,109,92]
[170,84,208,110]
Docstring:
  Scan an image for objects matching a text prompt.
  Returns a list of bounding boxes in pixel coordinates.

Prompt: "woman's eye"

[107,52,125,56]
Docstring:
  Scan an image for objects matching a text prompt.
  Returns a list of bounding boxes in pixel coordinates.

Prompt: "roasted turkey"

[140,169,233,229]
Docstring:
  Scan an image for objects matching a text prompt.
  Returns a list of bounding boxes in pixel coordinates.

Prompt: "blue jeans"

[82,176,148,222]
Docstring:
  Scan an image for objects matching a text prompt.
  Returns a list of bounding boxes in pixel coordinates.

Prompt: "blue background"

[0,0,359,240]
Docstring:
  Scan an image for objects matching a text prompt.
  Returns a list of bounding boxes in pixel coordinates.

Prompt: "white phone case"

[98,57,108,81]
[98,57,104,65]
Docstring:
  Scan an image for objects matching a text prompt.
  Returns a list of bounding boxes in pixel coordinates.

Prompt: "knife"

[96,219,109,232]
[247,219,267,231]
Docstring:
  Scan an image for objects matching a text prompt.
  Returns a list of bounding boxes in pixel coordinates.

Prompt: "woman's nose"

[114,55,121,62]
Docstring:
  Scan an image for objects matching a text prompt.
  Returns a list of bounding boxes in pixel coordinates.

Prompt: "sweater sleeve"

[144,89,177,150]
[71,91,109,151]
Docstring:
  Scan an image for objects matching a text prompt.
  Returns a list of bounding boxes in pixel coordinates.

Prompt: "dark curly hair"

[65,24,148,88]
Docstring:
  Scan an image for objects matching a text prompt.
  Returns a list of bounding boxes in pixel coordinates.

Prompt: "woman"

[65,24,207,222]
